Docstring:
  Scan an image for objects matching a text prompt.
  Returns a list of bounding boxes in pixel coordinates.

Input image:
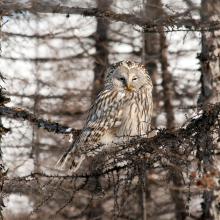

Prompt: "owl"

[55,61,153,172]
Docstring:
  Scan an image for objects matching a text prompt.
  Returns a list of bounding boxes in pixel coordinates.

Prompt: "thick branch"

[1,2,220,32]
[0,106,81,136]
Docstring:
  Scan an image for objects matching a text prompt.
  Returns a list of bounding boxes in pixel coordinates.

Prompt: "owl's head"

[104,61,152,92]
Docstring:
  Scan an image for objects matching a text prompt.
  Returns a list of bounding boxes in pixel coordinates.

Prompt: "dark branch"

[1,2,220,32]
[0,106,81,136]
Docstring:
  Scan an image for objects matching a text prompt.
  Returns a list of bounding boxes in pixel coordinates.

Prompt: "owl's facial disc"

[113,66,145,91]
[127,68,146,91]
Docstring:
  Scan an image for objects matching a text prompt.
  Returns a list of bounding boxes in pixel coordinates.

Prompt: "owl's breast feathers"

[114,87,153,138]
[75,88,152,148]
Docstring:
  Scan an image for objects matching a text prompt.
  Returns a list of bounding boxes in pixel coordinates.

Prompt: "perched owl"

[55,61,153,172]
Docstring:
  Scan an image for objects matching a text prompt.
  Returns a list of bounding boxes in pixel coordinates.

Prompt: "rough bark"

[0,15,2,159]
[198,1,220,219]
[0,15,7,219]
[198,0,220,104]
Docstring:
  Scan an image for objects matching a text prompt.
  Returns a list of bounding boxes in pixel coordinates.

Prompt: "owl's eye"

[119,77,125,82]
[132,77,138,81]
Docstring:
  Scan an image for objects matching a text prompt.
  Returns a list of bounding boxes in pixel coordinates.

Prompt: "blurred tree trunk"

[160,27,187,220]
[144,0,161,128]
[198,1,220,219]
[33,17,40,173]
[170,171,187,220]
[160,30,175,129]
[140,0,168,220]
[143,1,181,218]
[89,1,112,218]
[140,1,162,219]
[157,1,186,219]
[92,0,111,99]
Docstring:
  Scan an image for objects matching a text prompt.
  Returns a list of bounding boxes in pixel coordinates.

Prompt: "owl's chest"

[120,98,149,135]
[99,92,152,144]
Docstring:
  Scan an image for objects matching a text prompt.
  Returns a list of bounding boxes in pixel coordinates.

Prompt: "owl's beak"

[127,84,130,90]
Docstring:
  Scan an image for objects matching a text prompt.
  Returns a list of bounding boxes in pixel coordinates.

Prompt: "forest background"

[0,0,220,219]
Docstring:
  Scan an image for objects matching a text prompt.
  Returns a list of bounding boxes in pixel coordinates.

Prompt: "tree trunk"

[198,0,220,105]
[160,30,175,129]
[92,0,111,98]
[144,0,161,128]
[88,2,112,218]
[140,1,162,219]
[156,1,186,219]
[198,1,220,219]
[160,26,187,220]
[0,15,2,159]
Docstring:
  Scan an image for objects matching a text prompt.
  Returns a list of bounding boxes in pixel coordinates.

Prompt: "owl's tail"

[69,154,85,172]
[55,150,85,172]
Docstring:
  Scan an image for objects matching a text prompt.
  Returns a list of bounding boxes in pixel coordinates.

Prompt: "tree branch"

[0,106,81,136]
[1,1,220,32]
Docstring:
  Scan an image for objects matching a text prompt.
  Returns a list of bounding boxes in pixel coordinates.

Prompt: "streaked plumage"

[55,61,153,172]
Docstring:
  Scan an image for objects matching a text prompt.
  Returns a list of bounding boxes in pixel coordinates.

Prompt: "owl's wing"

[55,90,129,171]
[76,90,128,149]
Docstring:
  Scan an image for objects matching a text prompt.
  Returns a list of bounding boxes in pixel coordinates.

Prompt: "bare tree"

[0,1,220,219]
